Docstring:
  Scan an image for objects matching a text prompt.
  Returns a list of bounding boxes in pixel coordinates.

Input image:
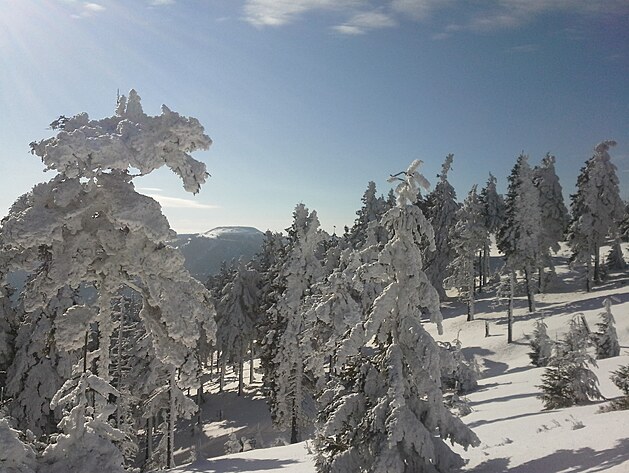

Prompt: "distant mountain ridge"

[172,226,265,282]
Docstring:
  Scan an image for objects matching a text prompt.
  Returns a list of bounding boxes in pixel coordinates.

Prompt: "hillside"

[162,243,629,473]
[171,226,265,282]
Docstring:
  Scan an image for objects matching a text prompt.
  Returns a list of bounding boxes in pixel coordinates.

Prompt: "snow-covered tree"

[215,259,259,396]
[425,154,460,299]
[594,298,620,359]
[0,415,37,473]
[269,204,326,443]
[315,160,479,473]
[537,317,602,409]
[527,318,553,367]
[567,140,624,290]
[1,91,216,466]
[498,154,541,313]
[533,154,569,291]
[348,181,387,248]
[479,173,505,289]
[5,287,79,436]
[446,184,487,321]
[40,372,126,473]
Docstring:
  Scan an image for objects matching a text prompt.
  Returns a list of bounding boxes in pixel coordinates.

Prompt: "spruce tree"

[315,160,479,473]
[537,317,602,409]
[479,173,505,289]
[594,298,620,359]
[533,153,569,291]
[446,185,487,321]
[567,141,624,290]
[498,154,541,314]
[425,154,460,300]
[527,318,553,367]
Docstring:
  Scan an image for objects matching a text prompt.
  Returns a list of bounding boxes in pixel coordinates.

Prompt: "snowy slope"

[171,226,264,281]
[165,243,629,473]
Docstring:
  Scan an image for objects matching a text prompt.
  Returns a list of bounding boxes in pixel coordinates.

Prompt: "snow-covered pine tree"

[498,154,541,314]
[40,372,126,473]
[215,259,260,396]
[315,160,479,473]
[425,154,460,300]
[348,181,387,249]
[607,364,629,410]
[269,204,326,443]
[1,91,216,465]
[533,154,569,291]
[537,317,602,409]
[527,318,553,367]
[5,287,79,436]
[479,173,505,289]
[446,184,487,321]
[254,230,288,398]
[594,298,620,359]
[567,140,624,290]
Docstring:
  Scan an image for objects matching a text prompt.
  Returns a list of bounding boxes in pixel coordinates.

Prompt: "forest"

[1,92,628,473]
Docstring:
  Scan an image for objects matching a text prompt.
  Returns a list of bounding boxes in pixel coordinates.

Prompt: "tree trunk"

[209,349,214,377]
[538,266,543,294]
[594,242,600,282]
[167,368,176,469]
[478,250,483,293]
[524,266,535,313]
[238,344,244,397]
[219,356,226,393]
[146,416,153,465]
[249,340,255,385]
[290,399,299,444]
[586,253,592,292]
[508,270,515,344]
[467,267,475,322]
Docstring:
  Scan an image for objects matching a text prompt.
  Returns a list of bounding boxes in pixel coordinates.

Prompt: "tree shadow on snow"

[467,438,629,473]
[177,457,300,473]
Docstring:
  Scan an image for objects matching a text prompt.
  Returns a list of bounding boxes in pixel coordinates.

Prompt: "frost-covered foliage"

[348,181,388,248]
[605,240,627,271]
[1,91,215,468]
[498,154,541,312]
[479,173,505,288]
[527,318,553,367]
[41,372,125,473]
[439,338,479,395]
[0,280,15,380]
[567,140,624,289]
[215,259,259,395]
[537,317,602,409]
[315,160,479,473]
[446,185,487,321]
[6,288,78,436]
[594,298,620,359]
[0,416,37,473]
[425,154,460,300]
[269,204,326,443]
[533,154,569,289]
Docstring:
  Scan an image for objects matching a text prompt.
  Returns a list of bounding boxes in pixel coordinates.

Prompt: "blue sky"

[1,0,628,234]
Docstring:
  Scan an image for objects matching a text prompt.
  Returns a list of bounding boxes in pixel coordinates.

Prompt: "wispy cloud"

[244,0,357,27]
[143,192,219,210]
[150,0,175,5]
[242,0,629,37]
[333,10,397,35]
[69,2,106,19]
[510,43,539,53]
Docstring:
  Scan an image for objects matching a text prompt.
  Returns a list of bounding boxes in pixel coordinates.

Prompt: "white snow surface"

[162,242,629,473]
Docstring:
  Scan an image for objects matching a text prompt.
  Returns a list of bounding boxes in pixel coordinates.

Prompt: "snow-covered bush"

[537,318,602,409]
[0,416,37,473]
[527,318,553,367]
[594,298,620,359]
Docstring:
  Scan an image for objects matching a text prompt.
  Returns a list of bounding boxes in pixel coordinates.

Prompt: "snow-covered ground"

[164,243,629,473]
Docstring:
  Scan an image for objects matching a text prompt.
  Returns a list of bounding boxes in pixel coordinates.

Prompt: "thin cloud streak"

[144,193,219,210]
[242,0,629,36]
